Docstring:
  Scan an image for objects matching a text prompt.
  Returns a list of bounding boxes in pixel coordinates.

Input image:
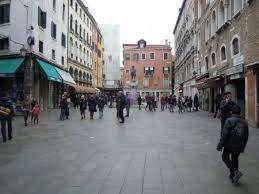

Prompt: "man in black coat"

[217,105,249,184]
[116,91,126,123]
[194,93,199,111]
[220,92,236,132]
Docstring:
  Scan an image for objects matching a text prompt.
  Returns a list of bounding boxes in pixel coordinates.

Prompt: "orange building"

[122,39,173,98]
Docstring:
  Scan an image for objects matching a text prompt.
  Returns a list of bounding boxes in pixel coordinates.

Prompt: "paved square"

[0,109,259,194]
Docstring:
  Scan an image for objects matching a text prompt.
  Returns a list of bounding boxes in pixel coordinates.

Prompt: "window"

[234,0,242,15]
[205,56,209,71]
[211,53,216,66]
[79,9,82,18]
[163,78,169,88]
[164,53,168,60]
[87,33,89,44]
[39,41,43,53]
[62,4,65,21]
[79,25,82,38]
[75,3,78,12]
[70,0,73,7]
[221,46,226,61]
[163,67,170,74]
[52,49,56,60]
[205,20,211,40]
[51,22,57,39]
[0,38,9,50]
[61,33,66,47]
[211,11,216,35]
[83,29,86,40]
[150,53,155,60]
[219,1,225,27]
[141,53,146,60]
[38,7,47,29]
[87,18,89,27]
[0,4,10,24]
[75,20,78,34]
[71,53,73,58]
[61,56,64,65]
[53,0,56,10]
[70,15,73,31]
[133,53,139,61]
[232,38,240,56]
[125,53,130,60]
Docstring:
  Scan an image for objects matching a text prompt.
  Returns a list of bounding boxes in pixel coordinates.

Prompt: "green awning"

[36,59,62,83]
[55,67,76,86]
[0,58,24,77]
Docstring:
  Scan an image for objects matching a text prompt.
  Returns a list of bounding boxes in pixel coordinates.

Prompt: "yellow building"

[91,19,104,90]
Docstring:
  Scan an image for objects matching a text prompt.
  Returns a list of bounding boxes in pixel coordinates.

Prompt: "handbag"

[0,106,11,116]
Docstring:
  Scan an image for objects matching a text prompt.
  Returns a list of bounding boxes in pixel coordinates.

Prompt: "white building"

[0,0,68,68]
[101,24,121,88]
[67,0,93,87]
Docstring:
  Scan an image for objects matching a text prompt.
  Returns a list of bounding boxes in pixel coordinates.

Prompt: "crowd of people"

[0,89,250,185]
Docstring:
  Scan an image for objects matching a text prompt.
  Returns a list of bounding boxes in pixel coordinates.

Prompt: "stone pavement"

[0,108,259,194]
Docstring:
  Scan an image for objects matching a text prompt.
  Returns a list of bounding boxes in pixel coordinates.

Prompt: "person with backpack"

[217,105,249,184]
[0,92,14,143]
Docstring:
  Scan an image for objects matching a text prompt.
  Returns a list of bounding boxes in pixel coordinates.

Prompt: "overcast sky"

[84,0,183,52]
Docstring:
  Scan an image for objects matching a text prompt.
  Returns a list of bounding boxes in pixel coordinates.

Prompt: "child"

[32,104,41,124]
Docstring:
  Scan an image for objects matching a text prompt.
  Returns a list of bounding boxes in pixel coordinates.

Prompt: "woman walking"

[79,95,87,119]
[88,94,97,120]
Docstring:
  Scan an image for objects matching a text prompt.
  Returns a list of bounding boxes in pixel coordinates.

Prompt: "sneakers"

[232,171,243,184]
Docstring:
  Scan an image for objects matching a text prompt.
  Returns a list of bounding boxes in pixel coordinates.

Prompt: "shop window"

[38,7,46,29]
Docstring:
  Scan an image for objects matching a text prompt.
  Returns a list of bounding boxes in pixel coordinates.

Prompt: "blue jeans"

[99,108,104,119]
[60,108,66,120]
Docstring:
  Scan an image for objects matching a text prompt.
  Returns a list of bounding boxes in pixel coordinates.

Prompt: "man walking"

[116,91,126,123]
[0,92,14,143]
[217,105,249,184]
[97,94,105,119]
[194,93,199,111]
[220,92,236,132]
[125,93,130,117]
[137,94,142,110]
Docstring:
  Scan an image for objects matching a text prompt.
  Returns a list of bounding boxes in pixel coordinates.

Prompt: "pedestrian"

[88,94,97,120]
[178,96,183,114]
[220,92,236,132]
[137,94,142,110]
[65,94,71,119]
[168,95,174,112]
[30,97,37,122]
[145,93,150,111]
[31,103,40,124]
[188,96,193,112]
[59,95,67,121]
[161,95,166,111]
[217,105,249,184]
[214,94,222,118]
[79,95,87,120]
[97,94,105,119]
[125,93,131,117]
[116,91,126,123]
[194,93,199,111]
[0,92,14,143]
[22,96,31,126]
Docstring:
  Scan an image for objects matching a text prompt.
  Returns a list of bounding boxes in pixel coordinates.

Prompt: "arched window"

[221,46,226,61]
[232,38,240,56]
[205,56,209,70]
[211,53,216,66]
[206,20,211,40]
[219,1,225,27]
[69,67,73,77]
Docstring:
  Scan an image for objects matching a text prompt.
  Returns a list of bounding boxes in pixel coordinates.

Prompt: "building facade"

[101,24,121,89]
[122,39,173,98]
[0,0,103,109]
[174,0,259,126]
[92,19,104,90]
[67,0,93,89]
[173,0,198,99]
[0,0,73,109]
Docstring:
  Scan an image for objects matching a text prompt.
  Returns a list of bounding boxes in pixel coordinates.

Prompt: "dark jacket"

[137,96,142,104]
[220,100,235,119]
[217,115,249,153]
[60,98,68,109]
[97,96,105,109]
[88,97,97,112]
[194,95,199,107]
[0,97,14,118]
[215,95,222,107]
[116,94,126,110]
[79,99,87,110]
